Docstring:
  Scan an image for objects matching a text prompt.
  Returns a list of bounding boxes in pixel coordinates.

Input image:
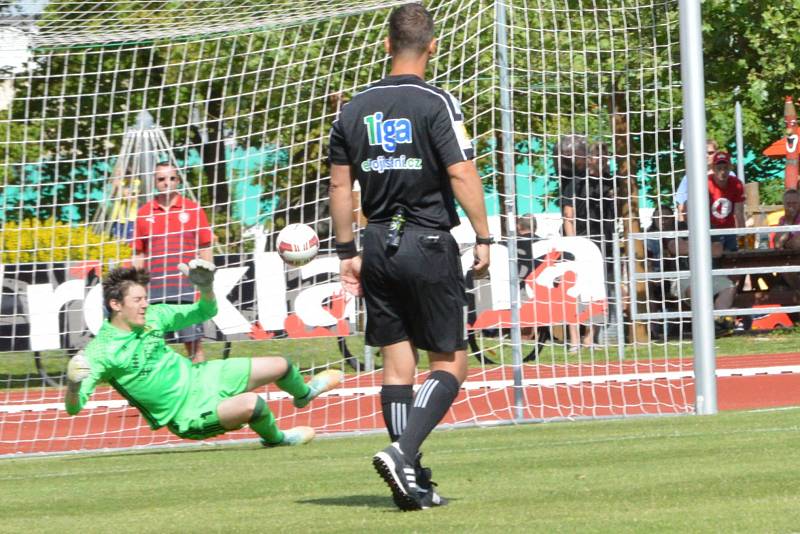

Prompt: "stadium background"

[0,0,799,460]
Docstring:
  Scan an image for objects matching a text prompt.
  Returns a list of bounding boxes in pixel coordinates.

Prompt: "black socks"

[397,370,460,460]
[380,384,413,442]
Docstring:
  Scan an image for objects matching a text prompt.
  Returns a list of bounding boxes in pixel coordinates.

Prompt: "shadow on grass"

[297,495,395,509]
[298,494,459,509]
[64,443,254,461]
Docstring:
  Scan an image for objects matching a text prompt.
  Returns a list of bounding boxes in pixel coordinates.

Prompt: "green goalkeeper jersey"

[65,298,218,429]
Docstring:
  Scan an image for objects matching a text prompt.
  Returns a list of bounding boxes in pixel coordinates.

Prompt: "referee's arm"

[329,164,355,244]
[329,163,363,296]
[448,160,490,276]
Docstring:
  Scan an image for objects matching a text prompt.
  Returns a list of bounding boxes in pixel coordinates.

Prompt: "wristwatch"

[475,234,495,245]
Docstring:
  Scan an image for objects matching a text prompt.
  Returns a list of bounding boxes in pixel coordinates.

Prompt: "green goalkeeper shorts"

[167,358,252,440]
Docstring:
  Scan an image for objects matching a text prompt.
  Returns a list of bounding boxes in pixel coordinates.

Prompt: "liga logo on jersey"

[363,112,412,152]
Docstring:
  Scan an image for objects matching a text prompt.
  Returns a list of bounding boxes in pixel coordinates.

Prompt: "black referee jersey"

[329,74,475,230]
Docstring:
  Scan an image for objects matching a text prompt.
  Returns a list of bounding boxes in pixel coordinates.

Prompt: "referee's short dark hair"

[103,266,150,314]
[388,4,435,56]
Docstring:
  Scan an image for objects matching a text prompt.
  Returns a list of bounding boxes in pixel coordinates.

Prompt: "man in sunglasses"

[707,151,745,252]
[133,162,214,362]
[675,139,721,222]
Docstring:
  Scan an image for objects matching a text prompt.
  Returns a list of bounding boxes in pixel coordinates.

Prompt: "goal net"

[0,0,693,456]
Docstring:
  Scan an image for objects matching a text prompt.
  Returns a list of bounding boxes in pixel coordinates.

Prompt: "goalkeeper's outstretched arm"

[150,258,219,333]
[64,351,101,415]
[178,258,216,304]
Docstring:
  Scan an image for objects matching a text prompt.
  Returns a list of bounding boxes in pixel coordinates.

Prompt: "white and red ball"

[276,223,320,266]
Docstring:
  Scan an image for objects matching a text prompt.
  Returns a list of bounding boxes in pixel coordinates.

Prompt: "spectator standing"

[707,151,745,252]
[555,135,587,350]
[561,141,618,348]
[133,162,214,363]
[109,177,139,241]
[675,139,721,221]
[556,134,589,203]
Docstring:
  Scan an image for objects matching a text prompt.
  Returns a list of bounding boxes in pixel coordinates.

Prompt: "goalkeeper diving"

[64,260,343,446]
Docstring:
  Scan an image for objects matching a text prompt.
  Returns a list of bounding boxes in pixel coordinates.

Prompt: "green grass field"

[2,408,799,533]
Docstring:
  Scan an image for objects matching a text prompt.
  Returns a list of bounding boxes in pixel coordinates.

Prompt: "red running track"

[2,353,799,456]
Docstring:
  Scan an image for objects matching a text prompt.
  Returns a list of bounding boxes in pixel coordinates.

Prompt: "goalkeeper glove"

[177,258,216,291]
[67,351,91,384]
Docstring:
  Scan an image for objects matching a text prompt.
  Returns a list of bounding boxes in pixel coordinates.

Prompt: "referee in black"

[328,4,491,511]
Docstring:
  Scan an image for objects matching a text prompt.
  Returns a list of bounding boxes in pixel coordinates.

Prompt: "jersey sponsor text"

[363,112,412,152]
[361,155,423,173]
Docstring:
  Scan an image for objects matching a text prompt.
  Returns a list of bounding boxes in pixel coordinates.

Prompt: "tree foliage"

[702,0,800,199]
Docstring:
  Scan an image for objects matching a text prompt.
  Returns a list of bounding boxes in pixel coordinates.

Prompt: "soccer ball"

[276,223,320,266]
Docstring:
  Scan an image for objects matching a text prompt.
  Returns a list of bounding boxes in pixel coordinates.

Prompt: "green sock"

[250,396,284,444]
[276,359,311,400]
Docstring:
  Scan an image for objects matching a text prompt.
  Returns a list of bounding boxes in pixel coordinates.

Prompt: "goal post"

[0,0,702,457]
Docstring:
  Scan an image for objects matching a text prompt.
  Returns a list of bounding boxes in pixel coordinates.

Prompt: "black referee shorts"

[361,223,468,353]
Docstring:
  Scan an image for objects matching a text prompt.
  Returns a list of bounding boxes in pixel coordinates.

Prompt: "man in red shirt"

[707,151,745,252]
[133,162,214,362]
[676,139,719,222]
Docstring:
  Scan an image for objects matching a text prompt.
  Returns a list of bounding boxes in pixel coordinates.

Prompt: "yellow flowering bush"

[0,218,132,264]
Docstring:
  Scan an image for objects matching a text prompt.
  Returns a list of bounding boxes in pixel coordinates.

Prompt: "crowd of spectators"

[644,140,799,333]
[517,134,800,344]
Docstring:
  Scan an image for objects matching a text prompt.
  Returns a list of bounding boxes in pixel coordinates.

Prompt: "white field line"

[3,364,800,414]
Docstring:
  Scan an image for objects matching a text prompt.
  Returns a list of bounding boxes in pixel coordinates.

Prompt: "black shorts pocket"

[414,233,450,283]
[418,233,445,251]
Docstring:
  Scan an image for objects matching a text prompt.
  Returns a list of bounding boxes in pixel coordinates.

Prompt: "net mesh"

[0,0,695,457]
